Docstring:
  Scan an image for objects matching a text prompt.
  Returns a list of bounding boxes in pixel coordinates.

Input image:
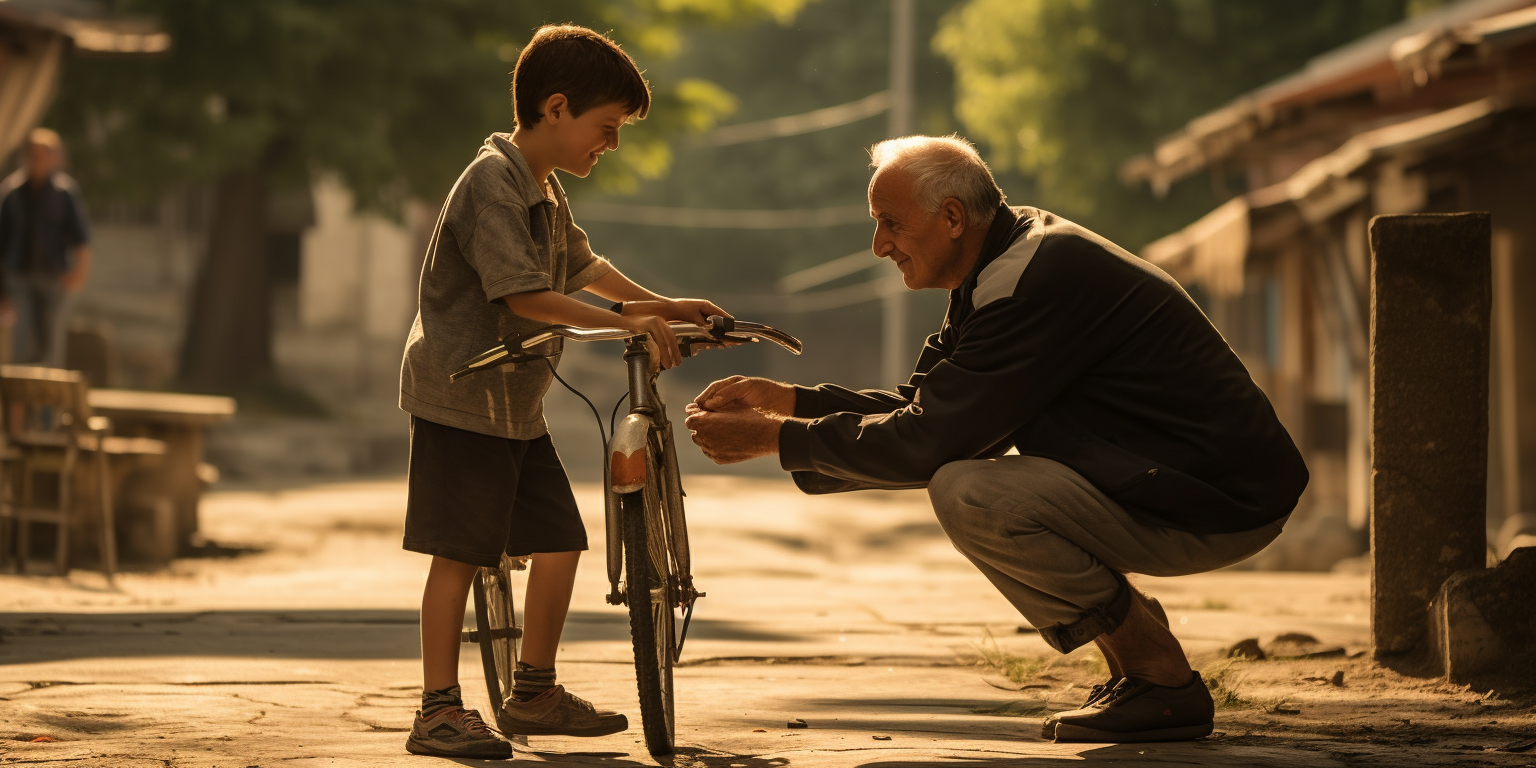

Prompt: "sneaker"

[405,706,512,759]
[1052,673,1214,743]
[497,685,628,737]
[1040,677,1121,738]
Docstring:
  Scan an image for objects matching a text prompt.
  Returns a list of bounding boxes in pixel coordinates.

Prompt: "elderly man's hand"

[684,403,782,464]
[692,375,795,416]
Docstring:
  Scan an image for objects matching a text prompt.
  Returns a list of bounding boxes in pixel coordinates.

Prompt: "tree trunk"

[176,165,273,391]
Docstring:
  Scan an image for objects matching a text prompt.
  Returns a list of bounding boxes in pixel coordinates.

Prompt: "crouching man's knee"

[928,459,996,551]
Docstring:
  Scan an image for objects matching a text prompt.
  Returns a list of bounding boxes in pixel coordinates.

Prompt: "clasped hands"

[684,376,793,465]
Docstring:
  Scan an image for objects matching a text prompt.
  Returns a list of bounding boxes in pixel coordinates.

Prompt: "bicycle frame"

[605,337,696,610]
[451,315,800,756]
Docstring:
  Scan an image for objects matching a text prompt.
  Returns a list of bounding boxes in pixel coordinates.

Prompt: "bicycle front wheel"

[472,555,523,717]
[621,487,676,756]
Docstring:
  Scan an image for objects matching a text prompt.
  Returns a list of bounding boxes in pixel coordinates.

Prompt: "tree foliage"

[935,0,1414,248]
[51,0,800,213]
[43,0,800,390]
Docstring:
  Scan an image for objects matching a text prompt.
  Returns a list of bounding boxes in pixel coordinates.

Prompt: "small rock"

[873,735,892,741]
[1267,703,1301,715]
[29,735,57,743]
[1266,632,1345,659]
[1227,638,1266,660]
[752,728,767,733]
[1330,670,1345,687]
[788,718,808,729]
[1498,738,1536,753]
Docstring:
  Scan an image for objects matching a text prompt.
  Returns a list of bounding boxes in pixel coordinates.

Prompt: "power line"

[579,202,868,229]
[705,91,892,146]
[777,249,881,293]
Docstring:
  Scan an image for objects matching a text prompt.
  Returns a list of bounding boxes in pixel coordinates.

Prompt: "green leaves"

[48,0,797,214]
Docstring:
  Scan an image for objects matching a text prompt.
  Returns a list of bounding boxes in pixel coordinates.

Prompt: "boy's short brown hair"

[512,25,650,127]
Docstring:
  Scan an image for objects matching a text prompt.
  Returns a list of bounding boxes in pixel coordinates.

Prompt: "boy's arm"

[501,290,684,369]
[581,267,731,326]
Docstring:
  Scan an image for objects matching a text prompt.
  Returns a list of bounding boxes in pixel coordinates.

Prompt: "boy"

[398,25,728,759]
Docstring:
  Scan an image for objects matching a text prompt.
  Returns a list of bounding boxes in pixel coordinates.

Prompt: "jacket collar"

[951,204,1023,317]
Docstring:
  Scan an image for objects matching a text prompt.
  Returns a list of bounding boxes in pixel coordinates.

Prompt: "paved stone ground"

[1,475,1532,767]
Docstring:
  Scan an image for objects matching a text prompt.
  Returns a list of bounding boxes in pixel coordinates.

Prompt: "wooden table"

[87,389,236,554]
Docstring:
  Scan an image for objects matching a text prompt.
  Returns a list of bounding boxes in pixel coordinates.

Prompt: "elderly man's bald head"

[869,135,1004,229]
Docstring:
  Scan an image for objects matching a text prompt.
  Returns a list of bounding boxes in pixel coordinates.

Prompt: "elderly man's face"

[25,142,59,183]
[868,166,966,290]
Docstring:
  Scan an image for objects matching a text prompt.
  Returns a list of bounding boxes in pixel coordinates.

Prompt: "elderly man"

[0,128,93,366]
[684,135,1307,743]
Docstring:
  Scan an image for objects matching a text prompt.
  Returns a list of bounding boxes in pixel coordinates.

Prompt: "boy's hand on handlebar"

[620,298,731,326]
[620,314,681,370]
[692,376,795,416]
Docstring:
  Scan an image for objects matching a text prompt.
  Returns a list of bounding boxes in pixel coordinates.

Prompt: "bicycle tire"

[472,557,522,717]
[622,487,675,756]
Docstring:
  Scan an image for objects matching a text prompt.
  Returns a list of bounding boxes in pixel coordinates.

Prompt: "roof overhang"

[0,1,169,55]
[1142,97,1510,295]
[1122,0,1533,195]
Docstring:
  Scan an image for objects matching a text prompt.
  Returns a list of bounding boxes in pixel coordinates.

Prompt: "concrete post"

[1369,212,1491,664]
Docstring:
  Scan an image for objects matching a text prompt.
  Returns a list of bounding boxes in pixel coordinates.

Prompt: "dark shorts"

[403,416,588,567]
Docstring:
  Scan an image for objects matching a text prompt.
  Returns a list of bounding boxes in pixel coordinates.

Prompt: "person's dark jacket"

[0,170,91,279]
[777,204,1308,535]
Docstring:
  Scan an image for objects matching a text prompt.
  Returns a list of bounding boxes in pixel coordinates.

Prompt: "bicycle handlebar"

[449,316,802,382]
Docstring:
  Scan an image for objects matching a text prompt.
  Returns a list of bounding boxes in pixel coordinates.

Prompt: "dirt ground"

[1,475,1532,767]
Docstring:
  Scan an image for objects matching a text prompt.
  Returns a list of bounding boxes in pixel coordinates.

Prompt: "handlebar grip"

[708,315,735,337]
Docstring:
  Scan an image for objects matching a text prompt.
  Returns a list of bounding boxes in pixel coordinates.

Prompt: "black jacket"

[778,205,1308,535]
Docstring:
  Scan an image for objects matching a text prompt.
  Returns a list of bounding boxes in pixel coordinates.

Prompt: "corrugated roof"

[1122,0,1532,192]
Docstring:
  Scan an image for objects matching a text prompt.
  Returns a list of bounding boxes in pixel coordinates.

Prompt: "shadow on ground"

[0,609,798,664]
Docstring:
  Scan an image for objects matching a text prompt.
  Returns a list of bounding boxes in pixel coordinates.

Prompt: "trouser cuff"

[1038,575,1134,654]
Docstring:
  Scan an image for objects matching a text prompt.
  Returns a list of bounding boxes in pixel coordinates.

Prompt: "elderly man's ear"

[942,198,967,238]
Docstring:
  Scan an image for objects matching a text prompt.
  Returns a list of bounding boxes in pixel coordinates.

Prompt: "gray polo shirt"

[400,133,612,439]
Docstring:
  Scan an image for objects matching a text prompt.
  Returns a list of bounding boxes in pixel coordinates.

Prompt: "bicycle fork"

[603,340,700,612]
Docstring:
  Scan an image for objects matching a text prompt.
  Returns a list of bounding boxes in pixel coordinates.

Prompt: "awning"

[0,0,169,160]
[1141,97,1508,295]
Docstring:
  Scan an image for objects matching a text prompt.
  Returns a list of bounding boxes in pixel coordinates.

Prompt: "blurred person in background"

[0,127,92,366]
[686,134,1307,744]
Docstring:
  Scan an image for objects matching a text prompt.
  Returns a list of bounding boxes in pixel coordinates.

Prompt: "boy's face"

[549,99,632,178]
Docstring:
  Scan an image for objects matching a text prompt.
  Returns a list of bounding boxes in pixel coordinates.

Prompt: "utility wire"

[704,90,892,146]
[579,202,868,229]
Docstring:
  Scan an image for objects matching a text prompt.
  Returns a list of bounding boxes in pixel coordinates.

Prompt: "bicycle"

[451,315,802,756]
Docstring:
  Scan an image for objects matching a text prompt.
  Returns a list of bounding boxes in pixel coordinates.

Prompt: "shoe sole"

[1054,720,1213,743]
[497,715,629,738]
[405,735,512,760]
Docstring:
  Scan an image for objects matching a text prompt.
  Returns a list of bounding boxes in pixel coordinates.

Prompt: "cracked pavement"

[1,475,1532,767]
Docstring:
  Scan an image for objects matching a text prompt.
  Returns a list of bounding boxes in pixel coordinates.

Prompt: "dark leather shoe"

[1052,673,1214,743]
[1040,677,1120,738]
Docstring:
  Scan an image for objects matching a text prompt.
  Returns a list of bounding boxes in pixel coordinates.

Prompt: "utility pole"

[882,0,915,387]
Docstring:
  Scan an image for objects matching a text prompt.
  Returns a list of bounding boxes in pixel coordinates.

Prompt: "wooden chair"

[0,365,118,577]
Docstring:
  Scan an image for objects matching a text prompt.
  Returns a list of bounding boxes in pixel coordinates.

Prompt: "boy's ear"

[543,93,569,123]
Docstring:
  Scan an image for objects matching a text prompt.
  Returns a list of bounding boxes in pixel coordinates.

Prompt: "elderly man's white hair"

[869,134,1005,229]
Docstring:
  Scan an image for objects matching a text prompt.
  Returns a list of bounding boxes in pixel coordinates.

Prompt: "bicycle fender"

[610,413,653,494]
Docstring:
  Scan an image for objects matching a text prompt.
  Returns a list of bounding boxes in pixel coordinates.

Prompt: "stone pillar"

[1369,213,1491,664]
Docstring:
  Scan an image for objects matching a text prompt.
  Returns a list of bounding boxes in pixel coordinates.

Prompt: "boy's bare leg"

[520,551,581,667]
[421,555,479,692]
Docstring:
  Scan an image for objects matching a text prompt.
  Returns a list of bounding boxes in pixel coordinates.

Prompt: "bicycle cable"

[545,359,611,453]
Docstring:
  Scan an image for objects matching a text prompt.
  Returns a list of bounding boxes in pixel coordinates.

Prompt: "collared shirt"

[399,133,612,438]
[0,170,90,277]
